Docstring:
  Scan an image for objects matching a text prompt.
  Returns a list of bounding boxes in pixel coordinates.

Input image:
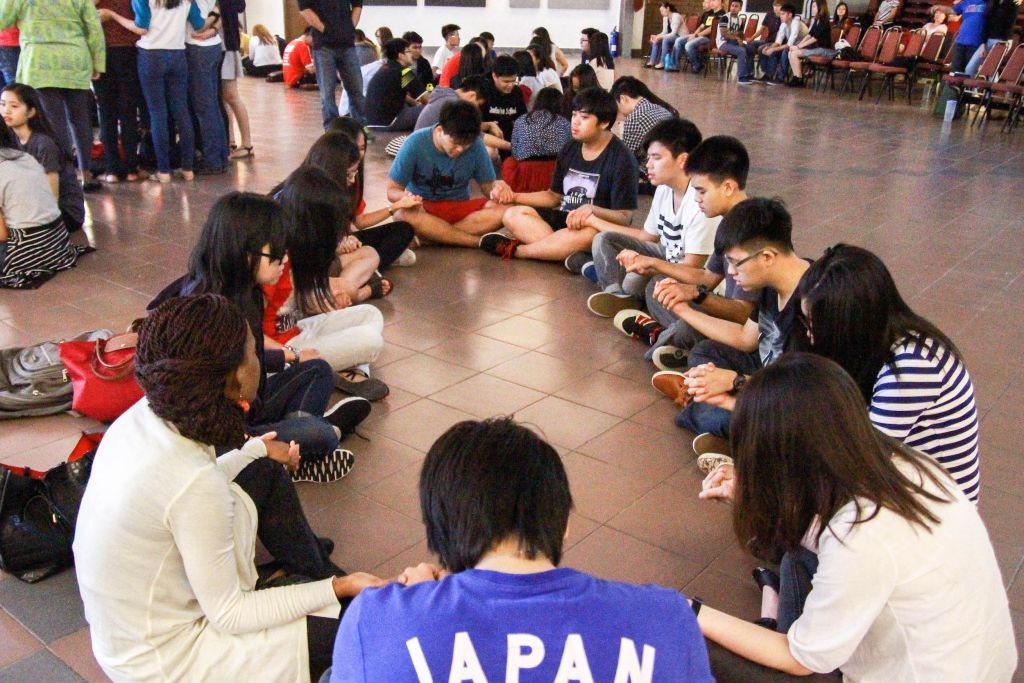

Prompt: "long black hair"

[0,118,25,161]
[562,64,600,116]
[327,116,365,210]
[300,131,361,211]
[512,50,537,77]
[456,43,486,84]
[184,192,286,325]
[610,75,679,116]
[529,87,565,127]
[276,166,353,315]
[1,83,65,151]
[796,244,961,404]
[588,31,615,69]
[527,39,556,71]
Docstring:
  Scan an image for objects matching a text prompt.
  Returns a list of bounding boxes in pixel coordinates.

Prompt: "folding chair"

[833,25,881,93]
[862,28,926,103]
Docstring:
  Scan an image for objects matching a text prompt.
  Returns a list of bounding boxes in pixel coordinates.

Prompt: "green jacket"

[0,0,106,90]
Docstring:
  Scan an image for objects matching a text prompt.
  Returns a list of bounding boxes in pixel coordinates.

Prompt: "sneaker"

[291,447,355,483]
[737,78,754,85]
[564,251,591,274]
[395,249,417,267]
[696,451,734,475]
[692,432,733,474]
[613,309,664,346]
[652,345,689,371]
[764,77,779,86]
[580,261,597,283]
[651,370,691,406]
[323,396,372,437]
[479,232,520,259]
[587,291,636,318]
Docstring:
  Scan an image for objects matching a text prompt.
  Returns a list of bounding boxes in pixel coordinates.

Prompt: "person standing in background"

[187,0,229,174]
[0,26,18,87]
[217,0,254,160]
[95,0,145,182]
[298,0,367,129]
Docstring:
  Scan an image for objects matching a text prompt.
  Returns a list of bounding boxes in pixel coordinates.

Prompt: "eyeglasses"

[725,250,767,269]
[250,250,284,264]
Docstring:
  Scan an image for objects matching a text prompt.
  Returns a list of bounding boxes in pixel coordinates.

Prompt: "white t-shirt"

[643,183,719,263]
[432,44,456,70]
[0,152,61,230]
[135,0,203,51]
[249,40,282,67]
[787,459,1017,681]
[536,67,563,92]
[186,0,221,47]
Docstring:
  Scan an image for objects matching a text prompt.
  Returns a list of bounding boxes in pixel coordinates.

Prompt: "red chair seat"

[808,55,833,65]
[501,157,557,193]
[830,59,853,68]
[990,82,1024,94]
[868,64,907,74]
[960,78,992,89]
[942,74,967,86]
[847,60,873,69]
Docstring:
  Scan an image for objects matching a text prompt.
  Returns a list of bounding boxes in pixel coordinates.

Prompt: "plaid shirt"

[621,98,674,163]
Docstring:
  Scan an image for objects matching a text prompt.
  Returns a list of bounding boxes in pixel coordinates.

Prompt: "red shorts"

[422,198,489,225]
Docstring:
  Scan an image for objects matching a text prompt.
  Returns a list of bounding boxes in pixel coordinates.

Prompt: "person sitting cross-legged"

[365,38,429,132]
[478,87,638,263]
[387,100,512,248]
[584,117,717,323]
[327,417,715,682]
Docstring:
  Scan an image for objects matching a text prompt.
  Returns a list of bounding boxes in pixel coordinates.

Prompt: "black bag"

[836,46,861,60]
[0,437,98,583]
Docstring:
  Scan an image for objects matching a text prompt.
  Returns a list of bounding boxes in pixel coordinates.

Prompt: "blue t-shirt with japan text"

[388,127,495,201]
[330,567,713,682]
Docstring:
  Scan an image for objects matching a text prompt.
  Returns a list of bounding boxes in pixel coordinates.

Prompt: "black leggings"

[233,457,336,579]
[307,615,341,681]
[355,222,415,271]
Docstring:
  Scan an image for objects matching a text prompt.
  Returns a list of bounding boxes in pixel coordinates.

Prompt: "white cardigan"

[74,400,339,682]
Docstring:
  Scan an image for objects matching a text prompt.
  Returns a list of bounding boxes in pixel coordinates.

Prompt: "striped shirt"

[870,338,980,501]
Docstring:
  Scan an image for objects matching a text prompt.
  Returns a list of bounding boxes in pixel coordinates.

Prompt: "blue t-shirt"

[953,0,987,45]
[331,568,713,682]
[388,127,495,201]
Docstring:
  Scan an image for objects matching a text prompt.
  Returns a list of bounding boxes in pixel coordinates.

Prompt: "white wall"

[244,0,286,37]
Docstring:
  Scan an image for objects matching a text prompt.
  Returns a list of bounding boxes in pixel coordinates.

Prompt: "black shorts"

[535,207,569,230]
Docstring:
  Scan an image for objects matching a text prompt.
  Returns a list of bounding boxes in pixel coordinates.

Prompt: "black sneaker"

[613,309,664,346]
[786,77,805,88]
[82,179,103,193]
[652,345,689,371]
[323,396,371,437]
[479,232,520,259]
[292,447,355,483]
[564,251,591,274]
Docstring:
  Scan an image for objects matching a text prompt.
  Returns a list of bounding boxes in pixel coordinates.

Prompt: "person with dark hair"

[796,244,981,500]
[963,0,1018,76]
[432,23,461,76]
[610,76,677,172]
[413,74,508,158]
[652,197,810,451]
[387,100,511,247]
[478,30,498,60]
[579,27,599,64]
[717,0,757,84]
[758,3,807,83]
[329,418,714,681]
[584,118,716,329]
[503,87,571,192]
[587,31,616,88]
[352,28,377,65]
[481,87,637,263]
[832,1,854,31]
[787,0,834,87]
[677,0,724,73]
[746,1,783,75]
[0,84,86,232]
[561,63,599,117]
[512,49,543,105]
[402,30,434,85]
[74,293,387,683]
[217,0,253,162]
[282,28,318,88]
[365,38,428,130]
[297,0,368,128]
[151,192,371,483]
[479,54,527,146]
[93,0,146,182]
[693,353,1015,680]
[374,26,393,51]
[448,42,486,90]
[646,2,684,68]
[526,41,562,93]
[533,26,569,74]
[0,118,86,288]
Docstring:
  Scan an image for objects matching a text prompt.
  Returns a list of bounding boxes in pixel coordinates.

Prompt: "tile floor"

[0,59,1022,681]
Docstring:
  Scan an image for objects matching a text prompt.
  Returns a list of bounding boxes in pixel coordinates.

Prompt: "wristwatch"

[692,284,710,305]
[284,345,299,363]
[732,373,747,393]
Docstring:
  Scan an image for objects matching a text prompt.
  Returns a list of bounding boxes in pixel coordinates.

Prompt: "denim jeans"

[719,41,752,80]
[667,35,688,69]
[137,48,195,173]
[592,230,663,297]
[186,43,228,168]
[964,39,1000,76]
[313,46,366,128]
[684,36,710,71]
[648,35,675,65]
[0,46,18,87]
[760,49,790,81]
[950,42,980,74]
[675,339,762,437]
[37,88,94,176]
[247,359,340,463]
[94,46,143,176]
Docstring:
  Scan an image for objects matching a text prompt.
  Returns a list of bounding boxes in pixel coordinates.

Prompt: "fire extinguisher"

[610,26,620,57]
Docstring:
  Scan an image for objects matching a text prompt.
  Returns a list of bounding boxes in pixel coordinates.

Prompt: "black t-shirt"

[748,282,806,366]
[985,0,1022,40]
[413,56,434,87]
[550,135,638,213]
[365,60,426,125]
[808,16,832,47]
[480,76,527,142]
[296,0,360,49]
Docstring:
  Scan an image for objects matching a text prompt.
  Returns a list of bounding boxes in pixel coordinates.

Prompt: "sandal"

[367,272,392,300]
[335,368,390,401]
[230,145,254,159]
[752,567,780,592]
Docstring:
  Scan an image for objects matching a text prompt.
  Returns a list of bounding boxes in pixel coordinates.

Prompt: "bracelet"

[691,596,703,618]
[283,345,299,362]
[387,205,395,216]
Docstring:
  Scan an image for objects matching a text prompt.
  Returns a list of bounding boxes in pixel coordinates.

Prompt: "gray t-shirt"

[706,251,760,301]
[0,151,62,230]
[414,87,459,131]
[22,133,86,228]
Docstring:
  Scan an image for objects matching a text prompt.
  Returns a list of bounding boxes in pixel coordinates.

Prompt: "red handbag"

[59,332,142,422]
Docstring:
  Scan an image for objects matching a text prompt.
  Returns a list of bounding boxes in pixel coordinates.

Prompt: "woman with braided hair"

[150,191,371,483]
[74,294,386,682]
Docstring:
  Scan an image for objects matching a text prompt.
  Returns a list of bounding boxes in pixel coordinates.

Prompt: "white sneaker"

[396,249,417,267]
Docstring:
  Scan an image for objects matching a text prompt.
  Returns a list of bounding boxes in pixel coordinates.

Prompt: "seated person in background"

[526,41,563,93]
[873,0,901,25]
[478,31,498,60]
[758,4,806,83]
[587,31,617,88]
[243,23,283,77]
[75,294,385,683]
[512,50,545,105]
[921,5,951,36]
[717,0,756,84]
[440,41,479,89]
[352,29,378,67]
[647,2,684,68]
[503,87,571,192]
[694,353,1016,681]
[402,31,435,86]
[432,23,461,76]
[610,76,677,177]
[746,1,783,70]
[414,76,507,156]
[479,87,637,263]
[329,417,714,682]
[282,28,316,88]
[787,0,835,87]
[655,197,810,444]
[585,118,716,323]
[833,0,855,32]
[375,27,393,52]
[677,0,724,73]
[561,64,600,117]
[387,100,511,248]
[480,55,528,149]
[365,38,429,131]
[533,27,569,75]
[451,40,490,89]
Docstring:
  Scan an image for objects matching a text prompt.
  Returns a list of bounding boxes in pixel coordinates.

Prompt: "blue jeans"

[0,46,18,87]
[760,49,790,81]
[248,359,340,463]
[648,35,675,65]
[965,39,1001,76]
[186,43,228,168]
[684,36,710,71]
[137,48,194,174]
[676,339,762,437]
[665,35,687,69]
[313,46,366,128]
[719,41,752,79]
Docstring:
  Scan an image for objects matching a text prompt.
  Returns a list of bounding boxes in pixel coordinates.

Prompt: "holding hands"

[260,432,302,472]
[699,463,735,502]
[565,204,596,230]
[653,278,700,311]
[489,180,516,205]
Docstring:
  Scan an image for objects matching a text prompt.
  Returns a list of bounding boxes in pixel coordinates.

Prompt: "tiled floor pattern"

[0,59,1022,680]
